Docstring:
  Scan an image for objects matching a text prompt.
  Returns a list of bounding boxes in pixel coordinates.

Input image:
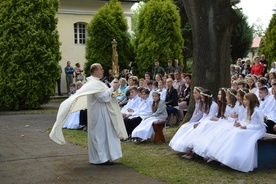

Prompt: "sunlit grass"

[63,126,276,184]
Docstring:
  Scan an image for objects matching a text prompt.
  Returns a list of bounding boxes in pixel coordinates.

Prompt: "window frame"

[74,23,87,45]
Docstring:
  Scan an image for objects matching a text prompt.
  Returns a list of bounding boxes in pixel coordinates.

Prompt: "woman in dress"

[74,63,84,82]
[235,88,249,121]
[206,93,266,172]
[170,89,218,158]
[169,87,204,149]
[131,92,168,142]
[191,88,236,159]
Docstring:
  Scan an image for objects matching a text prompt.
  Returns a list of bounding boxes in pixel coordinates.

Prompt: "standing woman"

[74,63,84,82]
[131,92,168,142]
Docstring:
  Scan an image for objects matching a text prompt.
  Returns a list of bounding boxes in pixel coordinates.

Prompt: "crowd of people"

[62,58,191,134]
[58,55,276,171]
[169,54,276,172]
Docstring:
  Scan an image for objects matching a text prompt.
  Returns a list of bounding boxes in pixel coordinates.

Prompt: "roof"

[252,37,261,48]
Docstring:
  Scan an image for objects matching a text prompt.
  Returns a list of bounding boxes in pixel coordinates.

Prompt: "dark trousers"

[124,117,142,136]
[66,74,73,94]
[166,106,179,115]
[56,77,61,95]
[79,109,87,126]
[266,120,276,134]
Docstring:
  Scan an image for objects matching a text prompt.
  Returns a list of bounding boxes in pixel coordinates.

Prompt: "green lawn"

[63,127,276,184]
[15,99,275,183]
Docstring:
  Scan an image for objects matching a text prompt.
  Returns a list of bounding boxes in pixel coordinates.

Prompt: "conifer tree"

[0,0,61,110]
[231,9,253,62]
[260,14,276,67]
[134,0,184,76]
[85,0,132,76]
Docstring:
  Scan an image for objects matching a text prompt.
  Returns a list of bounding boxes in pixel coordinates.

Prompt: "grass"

[63,127,276,184]
[7,99,276,183]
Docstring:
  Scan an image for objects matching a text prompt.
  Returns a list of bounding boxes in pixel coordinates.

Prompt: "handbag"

[77,74,83,80]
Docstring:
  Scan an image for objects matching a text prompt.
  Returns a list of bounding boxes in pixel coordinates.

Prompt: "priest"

[50,63,127,165]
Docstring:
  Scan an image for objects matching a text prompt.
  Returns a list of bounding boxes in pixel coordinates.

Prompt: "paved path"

[0,113,166,184]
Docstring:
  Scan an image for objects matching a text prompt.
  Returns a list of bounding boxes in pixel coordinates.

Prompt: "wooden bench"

[257,133,276,170]
[152,120,166,143]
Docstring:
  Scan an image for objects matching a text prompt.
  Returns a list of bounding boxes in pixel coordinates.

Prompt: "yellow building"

[56,0,136,94]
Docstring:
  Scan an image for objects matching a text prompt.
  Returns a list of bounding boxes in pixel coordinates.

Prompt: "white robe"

[49,76,128,161]
[62,93,80,129]
[131,100,168,140]
[169,101,218,153]
[87,87,122,164]
[203,107,266,172]
[169,99,203,148]
[157,88,167,101]
[191,105,238,158]
[63,111,80,129]
[120,94,140,115]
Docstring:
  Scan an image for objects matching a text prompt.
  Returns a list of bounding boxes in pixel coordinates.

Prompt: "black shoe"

[76,125,85,130]
[83,126,87,132]
[121,138,130,142]
[92,161,114,166]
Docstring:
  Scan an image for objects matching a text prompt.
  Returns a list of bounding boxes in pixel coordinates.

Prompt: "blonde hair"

[119,78,127,83]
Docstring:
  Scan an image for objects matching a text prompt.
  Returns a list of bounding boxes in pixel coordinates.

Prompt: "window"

[74,23,86,44]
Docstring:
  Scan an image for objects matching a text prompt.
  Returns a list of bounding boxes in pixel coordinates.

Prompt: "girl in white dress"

[157,81,167,101]
[169,87,204,149]
[197,88,248,162]
[246,77,257,94]
[191,88,235,158]
[131,92,168,142]
[63,83,80,129]
[170,89,218,158]
[235,88,249,121]
[192,88,238,159]
[205,93,266,172]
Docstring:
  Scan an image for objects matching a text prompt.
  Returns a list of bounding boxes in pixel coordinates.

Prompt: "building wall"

[56,0,134,94]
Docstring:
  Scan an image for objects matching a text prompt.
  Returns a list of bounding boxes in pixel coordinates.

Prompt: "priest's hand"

[112,80,119,91]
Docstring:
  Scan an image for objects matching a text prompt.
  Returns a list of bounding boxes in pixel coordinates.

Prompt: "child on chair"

[131,92,168,142]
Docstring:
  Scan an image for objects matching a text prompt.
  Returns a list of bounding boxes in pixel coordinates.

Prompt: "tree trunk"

[182,0,239,122]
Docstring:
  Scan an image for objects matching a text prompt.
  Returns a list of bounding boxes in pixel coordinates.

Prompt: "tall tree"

[173,0,192,72]
[0,0,61,110]
[182,0,239,120]
[85,0,133,76]
[260,14,276,68]
[230,9,253,62]
[173,0,240,72]
[134,0,184,76]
